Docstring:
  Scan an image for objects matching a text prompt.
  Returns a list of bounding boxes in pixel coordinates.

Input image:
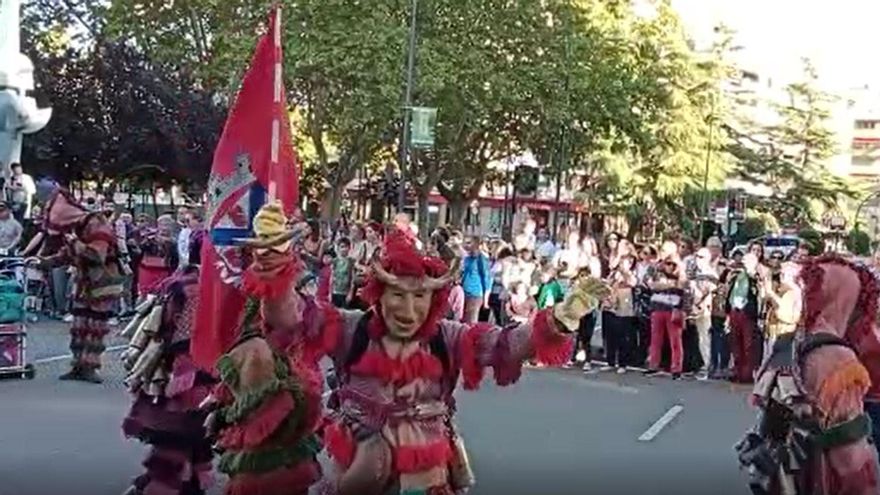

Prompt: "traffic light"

[515,166,539,196]
[727,192,746,221]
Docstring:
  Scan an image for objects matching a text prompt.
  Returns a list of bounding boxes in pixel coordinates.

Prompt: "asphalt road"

[0,322,755,495]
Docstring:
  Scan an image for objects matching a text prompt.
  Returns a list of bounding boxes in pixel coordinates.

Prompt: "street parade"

[3,1,880,495]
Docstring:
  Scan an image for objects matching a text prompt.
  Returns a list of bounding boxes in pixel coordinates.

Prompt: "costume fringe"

[324,421,355,468]
[217,393,296,450]
[815,361,872,419]
[221,380,284,423]
[321,304,343,355]
[530,309,574,366]
[217,435,321,475]
[349,347,443,386]
[394,440,453,473]
[459,323,493,390]
[224,460,321,495]
[492,330,523,387]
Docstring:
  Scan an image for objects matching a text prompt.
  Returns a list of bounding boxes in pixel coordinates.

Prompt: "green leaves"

[726,59,854,226]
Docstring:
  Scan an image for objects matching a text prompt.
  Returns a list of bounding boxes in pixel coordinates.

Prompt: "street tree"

[19,32,224,190]
[108,0,407,220]
[725,59,853,227]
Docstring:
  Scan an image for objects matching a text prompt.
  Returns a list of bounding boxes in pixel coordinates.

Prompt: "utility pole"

[397,0,419,212]
[553,128,566,243]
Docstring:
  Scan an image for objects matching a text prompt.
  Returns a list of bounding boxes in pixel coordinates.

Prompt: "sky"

[671,0,880,91]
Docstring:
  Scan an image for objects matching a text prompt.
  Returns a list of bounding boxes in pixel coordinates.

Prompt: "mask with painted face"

[360,231,455,341]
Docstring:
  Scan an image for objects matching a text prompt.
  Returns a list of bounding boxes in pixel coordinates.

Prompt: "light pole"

[397,0,419,212]
[700,94,716,239]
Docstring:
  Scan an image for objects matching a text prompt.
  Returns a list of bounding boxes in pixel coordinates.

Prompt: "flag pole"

[269,4,282,203]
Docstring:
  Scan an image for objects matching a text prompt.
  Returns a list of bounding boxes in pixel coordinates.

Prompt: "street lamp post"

[397,0,419,212]
[700,94,716,240]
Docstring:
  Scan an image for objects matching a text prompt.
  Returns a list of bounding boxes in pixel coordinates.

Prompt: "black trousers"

[682,320,705,373]
[331,293,347,309]
[604,313,637,368]
[488,293,505,326]
[572,311,596,361]
[633,315,651,368]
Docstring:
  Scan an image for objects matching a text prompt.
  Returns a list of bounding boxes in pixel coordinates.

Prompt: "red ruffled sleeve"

[458,323,493,390]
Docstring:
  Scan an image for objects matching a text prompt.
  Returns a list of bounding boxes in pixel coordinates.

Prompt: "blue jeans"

[709,316,730,372]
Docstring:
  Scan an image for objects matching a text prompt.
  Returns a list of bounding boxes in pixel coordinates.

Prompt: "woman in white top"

[553,232,585,285]
[488,246,517,325]
[579,236,603,278]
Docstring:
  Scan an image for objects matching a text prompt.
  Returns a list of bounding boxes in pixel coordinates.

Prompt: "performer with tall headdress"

[737,254,880,495]
[203,202,608,495]
[31,188,125,383]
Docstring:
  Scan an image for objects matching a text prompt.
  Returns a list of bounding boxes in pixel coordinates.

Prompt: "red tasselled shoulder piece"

[242,250,299,300]
[459,323,493,390]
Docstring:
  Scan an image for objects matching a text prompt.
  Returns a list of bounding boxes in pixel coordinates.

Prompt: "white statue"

[0,0,52,177]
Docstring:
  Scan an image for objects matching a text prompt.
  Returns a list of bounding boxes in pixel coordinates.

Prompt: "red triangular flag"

[192,6,298,370]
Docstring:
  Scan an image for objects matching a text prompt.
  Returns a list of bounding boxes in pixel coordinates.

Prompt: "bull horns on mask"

[371,257,459,292]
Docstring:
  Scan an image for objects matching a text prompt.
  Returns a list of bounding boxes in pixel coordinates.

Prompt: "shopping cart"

[0,257,35,380]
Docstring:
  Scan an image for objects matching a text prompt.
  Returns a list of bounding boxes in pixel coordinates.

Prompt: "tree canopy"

[18,0,855,239]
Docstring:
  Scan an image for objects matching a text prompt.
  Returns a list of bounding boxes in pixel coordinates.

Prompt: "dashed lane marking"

[638,404,684,442]
[33,345,128,364]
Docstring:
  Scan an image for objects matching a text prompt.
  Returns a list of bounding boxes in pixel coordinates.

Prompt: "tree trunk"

[321,185,345,221]
[448,198,467,231]
[417,189,430,240]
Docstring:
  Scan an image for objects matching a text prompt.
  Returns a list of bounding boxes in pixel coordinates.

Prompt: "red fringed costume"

[737,255,880,495]
[201,247,324,495]
[247,228,580,495]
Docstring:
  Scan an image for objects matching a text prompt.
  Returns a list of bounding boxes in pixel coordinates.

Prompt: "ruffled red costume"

[204,248,324,495]
[249,231,573,495]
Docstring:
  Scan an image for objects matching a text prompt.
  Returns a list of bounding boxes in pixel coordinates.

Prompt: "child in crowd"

[330,238,354,308]
[317,246,335,304]
[506,281,536,323]
[537,264,565,309]
[447,278,465,322]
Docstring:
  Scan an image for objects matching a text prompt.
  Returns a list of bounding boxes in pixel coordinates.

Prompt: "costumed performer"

[30,188,125,383]
[120,262,215,495]
[199,206,325,495]
[237,202,608,495]
[736,255,880,494]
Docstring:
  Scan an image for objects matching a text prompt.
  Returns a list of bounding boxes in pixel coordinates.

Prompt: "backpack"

[0,278,25,323]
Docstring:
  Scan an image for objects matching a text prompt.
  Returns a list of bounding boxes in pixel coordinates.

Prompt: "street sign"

[410,106,437,149]
[713,206,727,225]
[720,219,739,236]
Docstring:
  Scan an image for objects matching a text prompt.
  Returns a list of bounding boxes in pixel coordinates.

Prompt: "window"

[856,120,879,130]
[852,156,875,167]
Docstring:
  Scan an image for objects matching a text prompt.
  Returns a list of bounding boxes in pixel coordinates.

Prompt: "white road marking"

[33,344,127,364]
[578,377,640,395]
[638,405,684,442]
